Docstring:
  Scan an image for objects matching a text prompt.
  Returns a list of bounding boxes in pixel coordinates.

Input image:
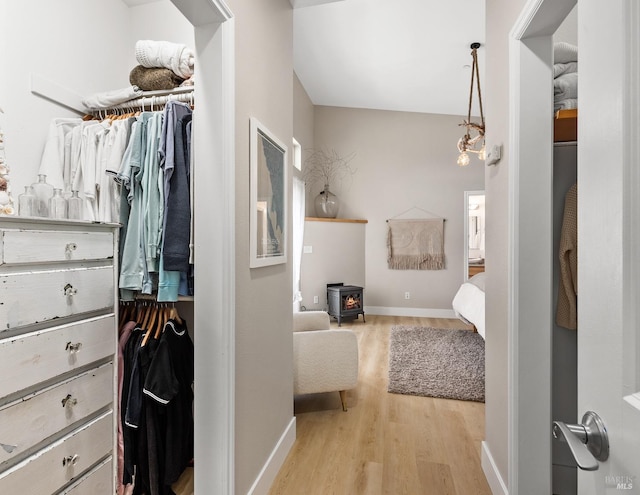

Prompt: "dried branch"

[302,148,357,189]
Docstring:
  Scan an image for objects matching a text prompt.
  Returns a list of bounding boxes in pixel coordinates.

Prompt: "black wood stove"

[327,283,365,326]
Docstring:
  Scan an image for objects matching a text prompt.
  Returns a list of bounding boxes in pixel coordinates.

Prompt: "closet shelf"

[554,108,577,142]
[130,294,194,302]
[91,87,194,114]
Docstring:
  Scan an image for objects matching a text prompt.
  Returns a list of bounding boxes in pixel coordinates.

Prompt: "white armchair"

[292,311,359,411]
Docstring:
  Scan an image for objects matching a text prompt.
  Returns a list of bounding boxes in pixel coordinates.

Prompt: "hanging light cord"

[466,45,485,135]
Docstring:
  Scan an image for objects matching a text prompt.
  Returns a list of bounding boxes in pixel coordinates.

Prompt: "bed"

[452,272,485,339]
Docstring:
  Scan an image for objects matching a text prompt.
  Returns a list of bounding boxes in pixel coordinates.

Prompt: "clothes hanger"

[139,301,154,347]
[141,301,153,329]
[168,304,182,324]
[153,304,166,340]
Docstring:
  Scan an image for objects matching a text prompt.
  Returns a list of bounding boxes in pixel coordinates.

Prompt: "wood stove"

[327,284,365,326]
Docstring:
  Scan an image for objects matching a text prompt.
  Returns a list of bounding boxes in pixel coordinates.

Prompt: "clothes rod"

[92,90,194,114]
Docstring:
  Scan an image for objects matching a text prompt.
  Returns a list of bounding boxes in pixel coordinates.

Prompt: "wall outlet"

[313,295,319,304]
[404,291,410,300]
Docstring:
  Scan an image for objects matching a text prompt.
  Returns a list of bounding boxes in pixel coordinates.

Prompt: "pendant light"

[457,42,485,166]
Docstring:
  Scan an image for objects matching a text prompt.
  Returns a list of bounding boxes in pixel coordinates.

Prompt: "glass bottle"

[49,188,67,219]
[30,174,54,217]
[67,190,82,220]
[18,185,35,217]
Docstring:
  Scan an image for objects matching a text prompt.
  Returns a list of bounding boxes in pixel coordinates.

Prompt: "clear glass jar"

[49,188,68,219]
[30,174,54,217]
[18,185,35,216]
[67,190,82,220]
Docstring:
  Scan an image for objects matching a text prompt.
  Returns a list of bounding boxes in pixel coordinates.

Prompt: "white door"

[575,0,640,492]
[510,0,640,493]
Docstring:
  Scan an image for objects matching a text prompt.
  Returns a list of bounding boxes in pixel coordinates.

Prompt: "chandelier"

[457,42,485,167]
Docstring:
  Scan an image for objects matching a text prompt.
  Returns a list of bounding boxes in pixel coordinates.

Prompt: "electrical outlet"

[313,295,319,304]
[404,292,410,300]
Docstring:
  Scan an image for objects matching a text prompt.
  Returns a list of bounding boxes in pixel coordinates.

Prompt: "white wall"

[293,73,314,161]
[300,219,366,311]
[484,0,529,489]
[1,0,132,194]
[311,106,484,314]
[227,0,296,492]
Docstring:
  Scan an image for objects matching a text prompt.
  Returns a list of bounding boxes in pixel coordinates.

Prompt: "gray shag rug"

[388,326,485,402]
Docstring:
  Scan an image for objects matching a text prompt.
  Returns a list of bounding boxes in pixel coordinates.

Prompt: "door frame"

[176,0,237,493]
[464,190,485,282]
[508,0,576,492]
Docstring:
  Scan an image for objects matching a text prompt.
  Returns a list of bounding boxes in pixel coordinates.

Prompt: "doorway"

[464,191,485,281]
[507,0,577,492]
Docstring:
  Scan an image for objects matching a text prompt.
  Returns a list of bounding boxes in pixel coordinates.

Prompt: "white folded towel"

[554,42,578,64]
[554,72,578,101]
[82,85,143,110]
[553,61,578,79]
[135,40,195,79]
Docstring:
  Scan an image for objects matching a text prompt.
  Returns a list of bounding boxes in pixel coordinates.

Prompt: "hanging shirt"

[142,112,164,274]
[100,118,132,222]
[143,318,194,490]
[556,183,578,329]
[38,117,82,191]
[120,114,152,293]
[157,102,192,302]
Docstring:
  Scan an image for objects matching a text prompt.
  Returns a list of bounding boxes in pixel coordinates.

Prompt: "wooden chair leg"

[339,390,348,411]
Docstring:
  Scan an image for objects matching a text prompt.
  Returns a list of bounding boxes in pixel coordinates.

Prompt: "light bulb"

[478,144,486,161]
[457,152,470,167]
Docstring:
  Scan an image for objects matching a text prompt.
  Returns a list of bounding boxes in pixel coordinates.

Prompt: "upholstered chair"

[292,311,359,411]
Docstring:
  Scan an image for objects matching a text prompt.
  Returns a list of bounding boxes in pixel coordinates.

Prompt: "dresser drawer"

[0,315,115,398]
[0,411,112,494]
[0,266,114,329]
[0,229,114,265]
[59,457,113,495]
[0,363,113,465]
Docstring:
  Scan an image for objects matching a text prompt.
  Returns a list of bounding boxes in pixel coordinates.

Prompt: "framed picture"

[250,117,288,268]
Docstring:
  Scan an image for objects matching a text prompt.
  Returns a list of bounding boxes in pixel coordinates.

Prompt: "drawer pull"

[65,242,78,253]
[65,342,82,353]
[63,283,78,296]
[61,394,78,408]
[62,454,79,467]
[0,442,17,454]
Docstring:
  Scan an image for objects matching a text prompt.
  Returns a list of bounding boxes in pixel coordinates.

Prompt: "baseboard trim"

[482,441,509,495]
[364,306,457,319]
[247,416,296,495]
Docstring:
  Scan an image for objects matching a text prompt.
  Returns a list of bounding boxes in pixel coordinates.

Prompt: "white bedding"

[452,272,485,339]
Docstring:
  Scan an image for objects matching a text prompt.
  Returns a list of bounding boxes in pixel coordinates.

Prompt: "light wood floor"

[268,315,491,495]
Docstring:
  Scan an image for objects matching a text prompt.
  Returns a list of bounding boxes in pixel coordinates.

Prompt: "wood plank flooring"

[268,315,491,495]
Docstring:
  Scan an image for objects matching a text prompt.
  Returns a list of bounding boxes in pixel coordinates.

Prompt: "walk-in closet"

[0,0,234,493]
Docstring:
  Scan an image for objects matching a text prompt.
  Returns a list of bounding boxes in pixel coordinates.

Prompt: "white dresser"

[0,217,118,494]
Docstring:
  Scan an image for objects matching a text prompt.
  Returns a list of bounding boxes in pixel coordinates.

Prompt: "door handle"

[552,411,609,471]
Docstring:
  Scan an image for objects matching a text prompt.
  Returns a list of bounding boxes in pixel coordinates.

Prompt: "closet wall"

[2,0,132,192]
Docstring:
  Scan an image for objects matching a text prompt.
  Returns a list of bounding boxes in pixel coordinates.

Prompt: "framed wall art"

[250,117,288,268]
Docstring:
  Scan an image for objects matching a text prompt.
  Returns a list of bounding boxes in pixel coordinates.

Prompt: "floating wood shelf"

[305,217,368,224]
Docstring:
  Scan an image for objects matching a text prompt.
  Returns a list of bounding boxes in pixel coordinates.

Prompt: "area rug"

[388,326,485,402]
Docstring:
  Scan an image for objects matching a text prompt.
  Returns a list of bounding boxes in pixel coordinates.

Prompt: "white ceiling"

[293,0,486,116]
